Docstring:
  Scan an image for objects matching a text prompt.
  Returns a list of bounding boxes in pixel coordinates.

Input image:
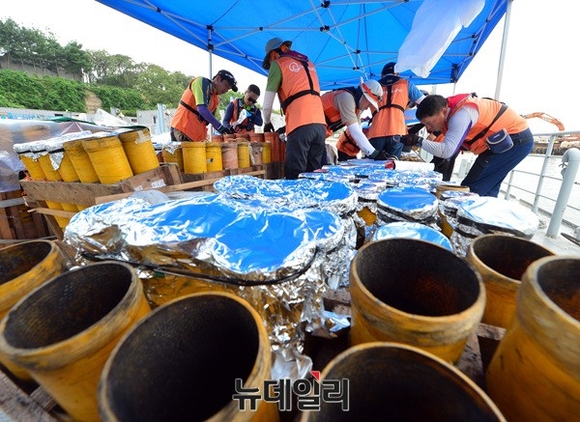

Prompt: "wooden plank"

[29,208,77,219]
[0,209,13,239]
[0,198,25,208]
[94,169,267,205]
[20,180,124,207]
[20,165,181,207]
[0,372,57,421]
[7,206,26,240]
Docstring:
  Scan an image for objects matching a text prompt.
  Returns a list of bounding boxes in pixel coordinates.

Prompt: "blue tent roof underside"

[97,0,507,89]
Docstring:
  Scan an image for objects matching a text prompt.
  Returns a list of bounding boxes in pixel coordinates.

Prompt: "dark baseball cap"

[382,62,397,76]
[217,70,238,92]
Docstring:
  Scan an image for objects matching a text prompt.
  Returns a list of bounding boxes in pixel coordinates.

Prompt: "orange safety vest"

[321,88,360,138]
[171,77,219,141]
[446,95,529,155]
[275,54,325,134]
[230,99,259,133]
[367,79,409,139]
[336,129,360,156]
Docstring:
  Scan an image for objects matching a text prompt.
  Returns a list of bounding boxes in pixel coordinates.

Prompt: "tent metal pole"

[494,0,513,99]
[208,27,213,78]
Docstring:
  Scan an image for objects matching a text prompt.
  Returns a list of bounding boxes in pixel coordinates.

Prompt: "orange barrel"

[466,234,555,328]
[13,142,47,180]
[223,133,237,143]
[45,138,80,182]
[221,142,239,170]
[161,141,184,172]
[63,138,100,183]
[99,292,279,421]
[263,132,279,162]
[118,127,160,175]
[235,133,250,142]
[250,142,263,166]
[302,342,505,421]
[206,141,223,172]
[486,256,580,421]
[82,134,134,184]
[261,142,272,164]
[237,141,251,168]
[0,262,151,422]
[249,132,264,143]
[182,141,207,174]
[349,238,485,364]
[0,240,68,380]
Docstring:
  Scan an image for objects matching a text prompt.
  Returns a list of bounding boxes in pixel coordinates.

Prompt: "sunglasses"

[246,97,257,104]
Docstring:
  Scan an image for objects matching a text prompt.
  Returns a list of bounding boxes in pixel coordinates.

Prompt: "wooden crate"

[20,164,183,240]
[0,190,49,242]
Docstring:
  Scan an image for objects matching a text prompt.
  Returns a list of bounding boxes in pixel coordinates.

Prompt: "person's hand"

[263,123,275,133]
[217,125,234,135]
[373,150,391,161]
[400,133,423,147]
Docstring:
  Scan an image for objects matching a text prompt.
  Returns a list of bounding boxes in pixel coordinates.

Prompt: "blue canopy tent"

[95,0,510,90]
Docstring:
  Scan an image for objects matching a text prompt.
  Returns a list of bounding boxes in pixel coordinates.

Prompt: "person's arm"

[190,77,225,131]
[346,123,377,156]
[335,92,380,157]
[222,102,234,129]
[420,107,476,158]
[262,62,282,128]
[250,107,263,127]
[197,104,223,130]
[408,83,426,105]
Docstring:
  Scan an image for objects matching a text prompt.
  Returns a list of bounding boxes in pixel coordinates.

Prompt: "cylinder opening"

[355,239,480,316]
[4,263,133,349]
[536,259,580,320]
[102,295,260,420]
[0,242,52,285]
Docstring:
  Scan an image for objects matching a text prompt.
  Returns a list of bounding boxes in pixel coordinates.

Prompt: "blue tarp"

[96,0,507,89]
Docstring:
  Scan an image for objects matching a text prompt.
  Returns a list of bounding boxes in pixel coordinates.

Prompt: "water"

[452,152,580,230]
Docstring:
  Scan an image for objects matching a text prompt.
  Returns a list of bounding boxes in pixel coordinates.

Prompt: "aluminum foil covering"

[372,221,453,251]
[43,131,94,171]
[213,176,359,288]
[450,196,540,256]
[64,191,347,381]
[213,175,358,217]
[376,186,439,227]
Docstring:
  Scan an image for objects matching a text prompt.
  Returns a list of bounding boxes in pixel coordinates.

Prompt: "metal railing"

[501,130,580,237]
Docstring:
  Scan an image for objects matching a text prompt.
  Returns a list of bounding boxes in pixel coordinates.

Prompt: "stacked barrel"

[14,127,159,229]
[164,131,283,176]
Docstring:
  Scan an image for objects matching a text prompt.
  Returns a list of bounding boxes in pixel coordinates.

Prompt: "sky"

[1,0,577,133]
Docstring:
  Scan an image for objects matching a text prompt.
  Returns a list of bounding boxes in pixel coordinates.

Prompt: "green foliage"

[0,18,239,116]
[88,84,150,116]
